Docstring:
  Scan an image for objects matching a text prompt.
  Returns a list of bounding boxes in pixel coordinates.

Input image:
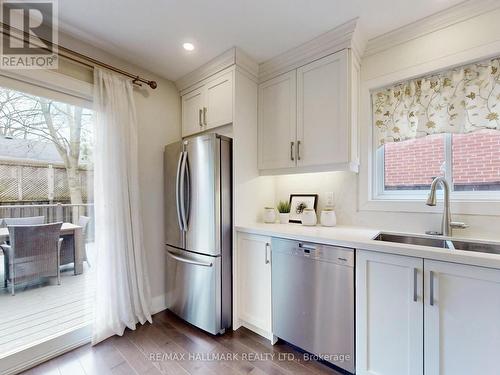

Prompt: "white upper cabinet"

[181,69,234,137]
[424,260,500,375]
[258,71,297,170]
[356,250,424,375]
[205,70,233,129]
[297,50,349,168]
[181,86,205,137]
[258,48,359,174]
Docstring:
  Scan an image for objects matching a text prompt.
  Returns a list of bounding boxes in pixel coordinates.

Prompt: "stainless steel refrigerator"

[164,133,232,335]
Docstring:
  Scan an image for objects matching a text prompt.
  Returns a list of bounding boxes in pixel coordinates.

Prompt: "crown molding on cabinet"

[258,18,366,83]
[365,0,500,56]
[175,47,258,92]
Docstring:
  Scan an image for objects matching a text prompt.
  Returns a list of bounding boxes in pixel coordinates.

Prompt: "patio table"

[0,223,84,275]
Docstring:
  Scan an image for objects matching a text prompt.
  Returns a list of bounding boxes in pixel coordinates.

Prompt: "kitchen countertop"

[235,223,500,270]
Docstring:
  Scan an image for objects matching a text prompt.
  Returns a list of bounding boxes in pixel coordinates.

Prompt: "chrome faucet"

[426,176,468,236]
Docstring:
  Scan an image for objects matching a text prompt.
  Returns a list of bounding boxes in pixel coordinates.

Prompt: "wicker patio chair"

[60,216,91,268]
[1,222,63,296]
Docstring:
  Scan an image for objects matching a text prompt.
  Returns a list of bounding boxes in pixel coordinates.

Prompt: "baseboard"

[238,320,275,344]
[151,293,167,315]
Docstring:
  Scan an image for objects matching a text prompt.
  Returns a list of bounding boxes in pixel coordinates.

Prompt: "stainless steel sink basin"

[374,232,500,255]
[374,233,450,248]
[451,240,500,255]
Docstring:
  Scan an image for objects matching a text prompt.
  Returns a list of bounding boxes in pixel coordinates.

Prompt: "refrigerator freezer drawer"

[166,246,224,335]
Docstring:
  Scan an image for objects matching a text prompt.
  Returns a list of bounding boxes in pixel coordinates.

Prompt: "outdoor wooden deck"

[0,247,95,357]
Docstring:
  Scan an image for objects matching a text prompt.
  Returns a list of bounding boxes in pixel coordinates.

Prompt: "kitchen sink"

[450,240,500,255]
[374,232,450,249]
[374,232,500,255]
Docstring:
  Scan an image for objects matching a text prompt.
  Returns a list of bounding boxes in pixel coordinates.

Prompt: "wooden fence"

[0,159,92,203]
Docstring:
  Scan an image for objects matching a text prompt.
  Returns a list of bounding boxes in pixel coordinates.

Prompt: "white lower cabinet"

[236,233,273,340]
[356,250,424,375]
[357,250,500,375]
[424,260,500,375]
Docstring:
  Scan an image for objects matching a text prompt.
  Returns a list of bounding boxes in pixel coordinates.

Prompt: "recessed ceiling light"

[183,42,195,51]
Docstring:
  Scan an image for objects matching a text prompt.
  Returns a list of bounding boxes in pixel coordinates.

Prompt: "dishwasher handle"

[298,243,317,251]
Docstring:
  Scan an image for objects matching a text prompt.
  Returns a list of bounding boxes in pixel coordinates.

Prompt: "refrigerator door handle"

[167,250,213,267]
[175,151,184,231]
[184,153,191,226]
[179,151,188,231]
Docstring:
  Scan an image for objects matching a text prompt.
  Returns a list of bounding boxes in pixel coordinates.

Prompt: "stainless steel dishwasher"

[271,238,355,373]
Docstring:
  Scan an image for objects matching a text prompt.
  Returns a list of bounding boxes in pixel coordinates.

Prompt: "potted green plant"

[277,200,291,224]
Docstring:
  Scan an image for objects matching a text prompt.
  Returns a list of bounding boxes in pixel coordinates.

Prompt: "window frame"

[374,133,500,202]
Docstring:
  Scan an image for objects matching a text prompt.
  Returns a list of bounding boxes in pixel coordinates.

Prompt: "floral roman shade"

[373,57,500,147]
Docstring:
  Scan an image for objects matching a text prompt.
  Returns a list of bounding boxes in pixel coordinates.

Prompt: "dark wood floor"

[21,311,342,375]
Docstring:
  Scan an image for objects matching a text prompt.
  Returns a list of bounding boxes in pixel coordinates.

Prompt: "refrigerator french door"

[164,133,232,335]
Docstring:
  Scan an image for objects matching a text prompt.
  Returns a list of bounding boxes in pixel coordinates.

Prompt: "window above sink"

[375,130,500,201]
[360,55,500,216]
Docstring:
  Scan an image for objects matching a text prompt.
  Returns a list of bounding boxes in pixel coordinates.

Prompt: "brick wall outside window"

[384,130,500,191]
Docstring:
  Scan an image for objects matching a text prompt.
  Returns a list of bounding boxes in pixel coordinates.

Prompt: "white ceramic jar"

[301,208,317,226]
[320,209,337,227]
[263,207,276,223]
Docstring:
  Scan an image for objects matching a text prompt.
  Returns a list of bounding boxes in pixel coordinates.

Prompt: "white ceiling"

[58,0,464,81]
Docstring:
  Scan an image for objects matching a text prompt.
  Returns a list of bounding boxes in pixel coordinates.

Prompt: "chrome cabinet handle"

[198,109,203,127]
[265,243,270,264]
[290,141,295,161]
[167,251,213,267]
[430,270,435,306]
[203,107,207,126]
[297,140,301,161]
[413,268,418,302]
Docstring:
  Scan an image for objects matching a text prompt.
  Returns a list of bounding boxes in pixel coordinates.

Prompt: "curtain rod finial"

[149,81,158,89]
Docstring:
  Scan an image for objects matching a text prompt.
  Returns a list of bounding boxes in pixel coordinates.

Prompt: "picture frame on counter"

[289,194,318,223]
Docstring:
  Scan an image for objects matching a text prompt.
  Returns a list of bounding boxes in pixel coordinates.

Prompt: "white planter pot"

[279,213,290,224]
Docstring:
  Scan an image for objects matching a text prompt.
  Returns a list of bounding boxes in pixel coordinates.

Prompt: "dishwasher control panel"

[283,241,354,267]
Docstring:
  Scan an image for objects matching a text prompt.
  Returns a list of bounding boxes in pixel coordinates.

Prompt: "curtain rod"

[0,22,158,89]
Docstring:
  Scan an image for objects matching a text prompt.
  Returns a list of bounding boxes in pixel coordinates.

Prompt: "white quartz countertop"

[235,223,500,270]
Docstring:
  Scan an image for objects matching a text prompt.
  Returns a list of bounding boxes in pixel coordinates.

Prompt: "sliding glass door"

[0,75,95,374]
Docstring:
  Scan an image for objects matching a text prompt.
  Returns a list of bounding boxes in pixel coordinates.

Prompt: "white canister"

[263,207,276,223]
[301,208,317,226]
[320,209,337,227]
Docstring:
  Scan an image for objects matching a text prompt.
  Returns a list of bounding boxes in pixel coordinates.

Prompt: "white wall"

[273,9,500,241]
[59,32,181,311]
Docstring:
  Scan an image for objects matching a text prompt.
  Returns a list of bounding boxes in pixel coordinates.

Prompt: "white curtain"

[373,56,500,147]
[92,68,152,345]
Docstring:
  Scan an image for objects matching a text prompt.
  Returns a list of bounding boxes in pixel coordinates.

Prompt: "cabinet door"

[182,86,204,137]
[424,260,500,375]
[237,233,272,334]
[258,71,297,170]
[356,250,423,375]
[205,70,233,129]
[297,50,348,167]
